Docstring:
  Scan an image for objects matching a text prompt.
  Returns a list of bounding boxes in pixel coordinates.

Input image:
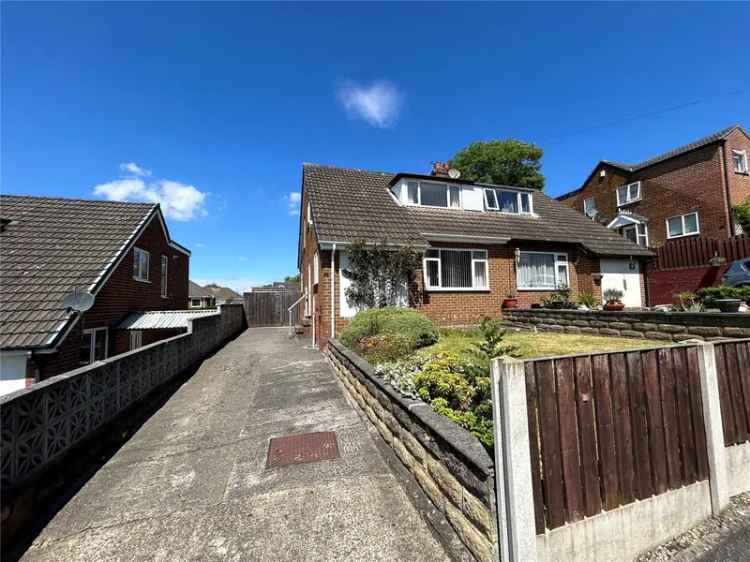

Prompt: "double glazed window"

[406,180,461,209]
[80,328,108,366]
[622,223,649,247]
[161,255,168,297]
[616,182,641,206]
[583,197,597,218]
[667,212,700,239]
[133,247,150,281]
[484,189,532,214]
[517,252,569,290]
[733,150,748,174]
[130,330,143,351]
[423,249,488,290]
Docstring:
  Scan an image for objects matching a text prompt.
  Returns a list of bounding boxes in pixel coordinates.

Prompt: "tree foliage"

[343,240,422,309]
[450,138,545,190]
[733,196,750,233]
[283,274,300,283]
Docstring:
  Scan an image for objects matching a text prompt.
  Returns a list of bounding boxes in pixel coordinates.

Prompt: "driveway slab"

[21,328,449,562]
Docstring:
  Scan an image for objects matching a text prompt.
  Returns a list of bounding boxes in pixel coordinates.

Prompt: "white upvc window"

[484,188,533,214]
[517,252,569,290]
[405,180,462,209]
[733,149,748,174]
[307,201,313,224]
[190,298,202,308]
[423,248,489,291]
[666,212,700,239]
[130,330,143,350]
[616,181,641,206]
[622,223,649,247]
[80,327,108,366]
[313,252,320,285]
[160,255,168,297]
[583,197,597,218]
[133,247,150,282]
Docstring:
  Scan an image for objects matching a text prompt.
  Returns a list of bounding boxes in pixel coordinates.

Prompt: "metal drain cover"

[266,431,339,469]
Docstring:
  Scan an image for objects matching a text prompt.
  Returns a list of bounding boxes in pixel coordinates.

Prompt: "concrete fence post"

[696,342,729,514]
[491,357,537,562]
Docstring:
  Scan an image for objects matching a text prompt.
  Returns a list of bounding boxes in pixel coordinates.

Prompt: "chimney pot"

[431,161,450,177]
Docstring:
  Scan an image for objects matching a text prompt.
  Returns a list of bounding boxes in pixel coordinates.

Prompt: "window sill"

[133,277,151,283]
[425,287,491,292]
[666,232,700,240]
[734,171,749,176]
[517,287,561,292]
[617,199,641,208]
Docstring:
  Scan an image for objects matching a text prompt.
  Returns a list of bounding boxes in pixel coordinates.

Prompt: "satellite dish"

[448,168,461,179]
[63,289,95,312]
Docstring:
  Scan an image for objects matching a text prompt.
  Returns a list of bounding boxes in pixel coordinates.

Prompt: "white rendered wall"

[726,442,750,497]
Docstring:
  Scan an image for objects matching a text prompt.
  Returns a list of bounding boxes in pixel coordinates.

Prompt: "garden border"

[326,339,497,562]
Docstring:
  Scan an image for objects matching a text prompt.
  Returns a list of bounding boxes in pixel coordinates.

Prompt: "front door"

[600,259,642,308]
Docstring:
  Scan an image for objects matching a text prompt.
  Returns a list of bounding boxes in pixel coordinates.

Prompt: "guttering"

[422,233,511,245]
[318,239,429,250]
[331,243,336,340]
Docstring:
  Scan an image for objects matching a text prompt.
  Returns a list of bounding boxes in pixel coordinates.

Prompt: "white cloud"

[93,164,207,221]
[285,191,301,216]
[195,242,206,248]
[336,80,404,128]
[120,162,151,177]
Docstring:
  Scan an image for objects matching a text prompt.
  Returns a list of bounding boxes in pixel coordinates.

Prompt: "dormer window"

[404,180,461,208]
[616,181,641,206]
[484,188,533,214]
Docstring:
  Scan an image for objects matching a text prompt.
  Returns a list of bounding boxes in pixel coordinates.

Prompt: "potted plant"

[542,285,576,310]
[603,289,625,311]
[502,291,518,309]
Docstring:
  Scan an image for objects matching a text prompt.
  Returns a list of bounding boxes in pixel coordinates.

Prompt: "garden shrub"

[354,334,413,364]
[340,307,439,353]
[413,352,475,410]
[696,285,750,307]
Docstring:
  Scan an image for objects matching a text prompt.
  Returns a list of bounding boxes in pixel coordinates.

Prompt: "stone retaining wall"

[504,308,750,342]
[326,339,497,562]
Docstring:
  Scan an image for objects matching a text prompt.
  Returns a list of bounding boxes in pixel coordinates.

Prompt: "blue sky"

[3,2,749,291]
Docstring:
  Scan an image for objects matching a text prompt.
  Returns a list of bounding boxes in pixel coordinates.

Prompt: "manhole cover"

[266,431,339,469]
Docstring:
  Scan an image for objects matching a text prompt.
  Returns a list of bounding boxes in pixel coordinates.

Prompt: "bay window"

[517,252,569,290]
[423,248,489,290]
[666,212,699,239]
[484,188,533,214]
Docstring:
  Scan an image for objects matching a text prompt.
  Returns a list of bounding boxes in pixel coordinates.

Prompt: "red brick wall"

[30,215,190,380]
[724,128,750,211]
[647,265,727,305]
[558,141,739,247]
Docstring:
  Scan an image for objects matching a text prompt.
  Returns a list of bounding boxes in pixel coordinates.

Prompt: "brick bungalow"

[297,163,651,349]
[0,195,191,395]
[557,124,750,248]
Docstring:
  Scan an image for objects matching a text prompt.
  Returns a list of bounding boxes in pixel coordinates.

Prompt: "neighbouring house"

[0,195,190,396]
[202,283,243,305]
[189,280,217,309]
[297,163,651,349]
[250,281,301,293]
[557,124,750,248]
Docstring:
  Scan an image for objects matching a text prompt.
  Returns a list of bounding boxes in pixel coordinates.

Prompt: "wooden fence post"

[491,357,537,562]
[696,342,729,514]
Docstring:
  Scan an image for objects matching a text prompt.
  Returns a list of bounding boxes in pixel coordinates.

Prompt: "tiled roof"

[189,280,214,298]
[0,195,156,349]
[203,284,242,299]
[118,310,217,330]
[302,163,652,258]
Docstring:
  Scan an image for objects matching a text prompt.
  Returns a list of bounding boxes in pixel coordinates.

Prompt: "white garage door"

[600,259,642,308]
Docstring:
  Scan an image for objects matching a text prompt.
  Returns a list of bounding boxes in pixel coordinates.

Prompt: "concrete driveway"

[21,328,449,562]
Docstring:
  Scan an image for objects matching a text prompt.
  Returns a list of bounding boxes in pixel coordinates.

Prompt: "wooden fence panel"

[524,345,709,532]
[244,289,301,327]
[714,340,750,446]
[649,234,750,271]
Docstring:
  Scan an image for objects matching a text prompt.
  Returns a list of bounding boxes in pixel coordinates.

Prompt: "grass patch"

[417,327,666,362]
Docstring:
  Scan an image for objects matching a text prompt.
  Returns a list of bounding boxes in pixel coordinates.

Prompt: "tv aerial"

[62,288,95,312]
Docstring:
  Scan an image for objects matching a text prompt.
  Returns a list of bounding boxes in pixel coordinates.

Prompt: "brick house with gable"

[297,163,650,350]
[0,195,191,395]
[557,124,750,248]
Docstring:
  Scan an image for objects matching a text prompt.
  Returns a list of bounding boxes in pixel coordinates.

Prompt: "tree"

[283,274,300,283]
[450,139,545,190]
[733,197,750,233]
[343,240,422,309]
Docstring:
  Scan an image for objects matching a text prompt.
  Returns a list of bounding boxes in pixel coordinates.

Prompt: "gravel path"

[637,492,750,561]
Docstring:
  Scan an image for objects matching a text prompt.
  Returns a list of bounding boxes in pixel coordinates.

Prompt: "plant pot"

[603,300,625,311]
[502,298,518,309]
[715,299,742,313]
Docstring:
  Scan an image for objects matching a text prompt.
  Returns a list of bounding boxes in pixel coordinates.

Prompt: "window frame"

[160,255,168,298]
[313,252,320,285]
[616,181,642,207]
[190,298,202,308]
[583,197,597,218]
[484,188,534,215]
[80,327,108,366]
[133,247,150,282]
[516,251,570,291]
[621,223,649,247]
[733,149,748,174]
[422,248,490,291]
[666,212,700,239]
[130,330,143,350]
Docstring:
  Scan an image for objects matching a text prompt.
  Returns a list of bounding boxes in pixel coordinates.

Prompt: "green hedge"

[340,308,439,352]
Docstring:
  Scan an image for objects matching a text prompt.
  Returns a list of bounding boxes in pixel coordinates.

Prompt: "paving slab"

[21,328,449,562]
